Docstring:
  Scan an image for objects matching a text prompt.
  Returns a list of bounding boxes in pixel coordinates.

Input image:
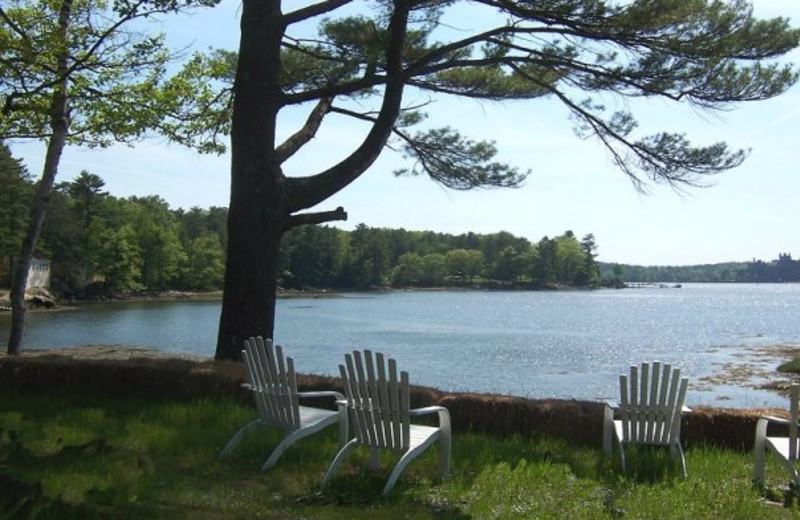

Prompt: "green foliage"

[777,359,800,374]
[3,162,603,293]
[0,142,32,284]
[126,196,186,291]
[96,224,144,292]
[598,255,800,284]
[7,161,798,295]
[445,249,486,282]
[394,127,528,190]
[0,0,198,147]
[198,0,800,191]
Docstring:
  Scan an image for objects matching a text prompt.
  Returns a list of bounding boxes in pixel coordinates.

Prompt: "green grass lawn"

[1,390,798,519]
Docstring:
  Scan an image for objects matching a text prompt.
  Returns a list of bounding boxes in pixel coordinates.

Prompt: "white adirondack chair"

[754,384,800,487]
[603,361,691,477]
[220,336,347,471]
[321,349,451,497]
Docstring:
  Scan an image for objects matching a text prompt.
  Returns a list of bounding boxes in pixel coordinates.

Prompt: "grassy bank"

[1,388,798,519]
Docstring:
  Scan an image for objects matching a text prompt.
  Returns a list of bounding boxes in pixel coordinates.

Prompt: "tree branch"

[0,6,30,41]
[275,97,332,163]
[283,1,411,213]
[284,206,347,230]
[284,0,353,25]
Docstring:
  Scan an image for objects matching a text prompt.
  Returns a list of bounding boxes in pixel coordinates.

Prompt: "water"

[2,284,799,408]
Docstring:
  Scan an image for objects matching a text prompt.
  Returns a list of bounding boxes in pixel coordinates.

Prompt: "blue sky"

[9,0,800,266]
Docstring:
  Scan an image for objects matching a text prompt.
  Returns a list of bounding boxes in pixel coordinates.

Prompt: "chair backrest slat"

[364,350,385,447]
[638,363,649,442]
[400,369,410,450]
[252,337,278,424]
[653,363,671,442]
[631,365,640,441]
[242,337,300,431]
[620,374,631,442]
[644,361,660,442]
[256,337,280,424]
[790,384,799,461]
[341,350,411,451]
[662,368,680,443]
[618,361,687,446]
[349,351,373,445]
[376,353,392,447]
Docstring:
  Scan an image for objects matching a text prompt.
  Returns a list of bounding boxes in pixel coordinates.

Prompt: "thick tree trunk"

[215,171,285,361]
[7,0,72,356]
[215,0,284,361]
[214,0,410,360]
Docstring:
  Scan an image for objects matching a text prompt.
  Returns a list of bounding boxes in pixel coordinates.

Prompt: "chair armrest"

[296,390,345,402]
[241,382,252,390]
[409,406,451,431]
[758,415,791,425]
[604,400,619,411]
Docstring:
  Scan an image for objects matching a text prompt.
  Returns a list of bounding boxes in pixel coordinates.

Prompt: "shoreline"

[0,288,344,313]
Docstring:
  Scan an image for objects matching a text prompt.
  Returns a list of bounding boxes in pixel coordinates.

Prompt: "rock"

[26,288,57,309]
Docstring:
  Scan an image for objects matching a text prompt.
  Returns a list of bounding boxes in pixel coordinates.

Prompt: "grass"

[1,390,799,519]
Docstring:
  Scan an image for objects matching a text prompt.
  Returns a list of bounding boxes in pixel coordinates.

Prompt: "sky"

[7,0,800,267]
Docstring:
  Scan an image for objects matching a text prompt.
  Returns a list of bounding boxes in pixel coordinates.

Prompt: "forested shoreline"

[2,143,797,300]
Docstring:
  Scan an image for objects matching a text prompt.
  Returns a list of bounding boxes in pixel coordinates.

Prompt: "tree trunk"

[7,0,72,356]
[214,0,410,360]
[215,0,284,361]
[215,174,284,361]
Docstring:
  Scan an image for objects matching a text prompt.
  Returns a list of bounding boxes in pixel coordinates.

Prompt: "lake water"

[2,284,799,408]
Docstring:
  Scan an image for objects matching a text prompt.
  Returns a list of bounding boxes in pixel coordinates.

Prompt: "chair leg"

[753,419,768,485]
[775,453,800,488]
[438,430,451,476]
[603,406,614,456]
[220,420,261,458]
[337,406,348,448]
[261,428,307,471]
[671,442,688,478]
[370,446,380,469]
[322,440,358,489]
[618,443,627,474]
[382,444,429,497]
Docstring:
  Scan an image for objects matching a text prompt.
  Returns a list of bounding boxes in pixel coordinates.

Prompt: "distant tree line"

[599,255,800,284]
[1,145,228,297]
[280,225,600,290]
[6,141,794,294]
[1,144,604,296]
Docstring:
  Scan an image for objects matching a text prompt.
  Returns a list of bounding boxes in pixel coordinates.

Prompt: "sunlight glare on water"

[2,284,799,408]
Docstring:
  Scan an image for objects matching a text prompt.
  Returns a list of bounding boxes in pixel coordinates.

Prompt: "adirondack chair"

[603,361,691,477]
[754,384,800,487]
[321,349,451,497]
[220,336,347,471]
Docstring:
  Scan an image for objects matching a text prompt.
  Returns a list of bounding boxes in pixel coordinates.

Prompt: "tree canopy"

[197,0,800,360]
[0,0,217,354]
